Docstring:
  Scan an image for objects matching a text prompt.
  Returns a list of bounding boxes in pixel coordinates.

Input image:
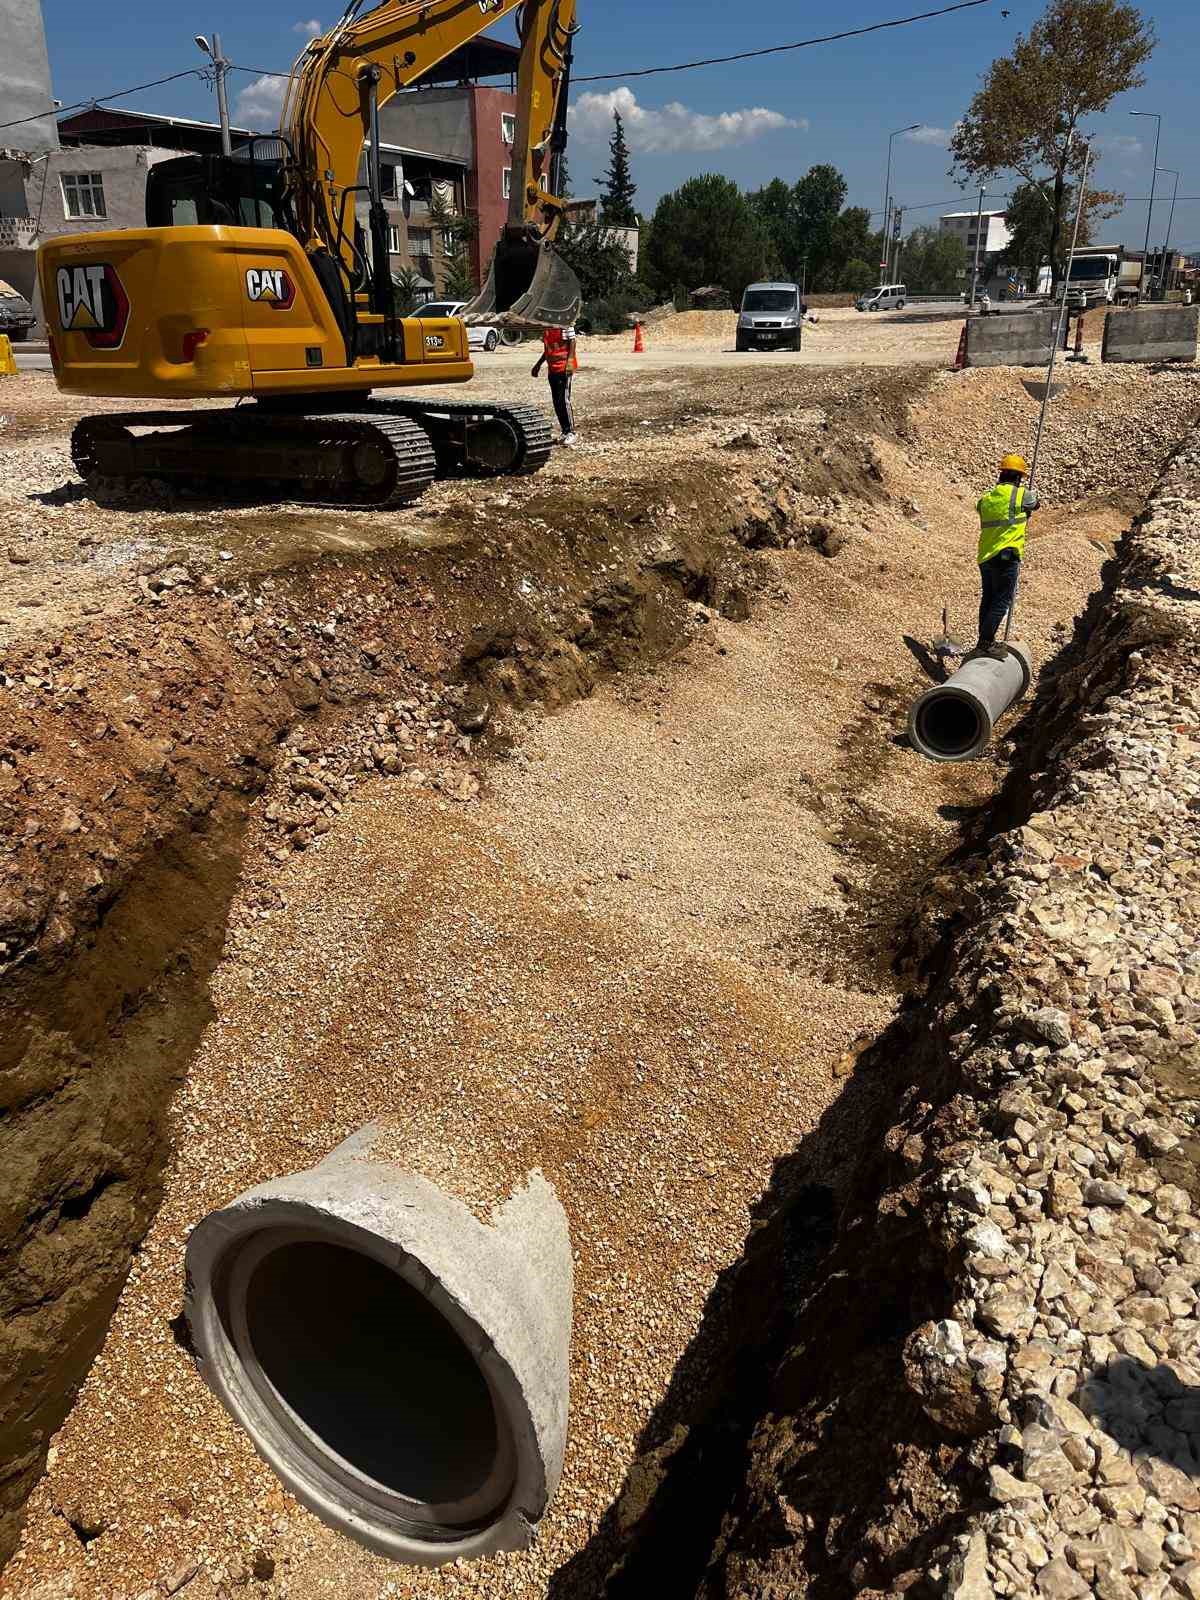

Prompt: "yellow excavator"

[37,0,580,507]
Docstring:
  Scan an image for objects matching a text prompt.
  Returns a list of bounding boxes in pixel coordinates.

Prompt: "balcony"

[0,215,38,249]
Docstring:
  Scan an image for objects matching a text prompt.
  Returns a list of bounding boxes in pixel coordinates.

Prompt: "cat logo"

[55,262,129,349]
[244,267,296,311]
[424,332,445,349]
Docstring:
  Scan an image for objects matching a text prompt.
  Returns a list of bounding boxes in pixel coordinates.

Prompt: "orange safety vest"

[542,327,578,374]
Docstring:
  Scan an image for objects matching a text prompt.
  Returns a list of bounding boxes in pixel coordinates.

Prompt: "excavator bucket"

[460,230,581,331]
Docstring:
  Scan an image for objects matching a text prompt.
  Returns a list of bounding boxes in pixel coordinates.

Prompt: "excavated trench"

[1,362,1195,1597]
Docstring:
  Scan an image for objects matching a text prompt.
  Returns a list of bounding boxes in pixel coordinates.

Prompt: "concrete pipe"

[184,1123,572,1566]
[907,641,1033,762]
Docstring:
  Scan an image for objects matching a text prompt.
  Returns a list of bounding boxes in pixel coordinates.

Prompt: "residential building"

[0,0,58,304]
[378,36,522,287]
[939,209,1011,259]
[561,197,639,273]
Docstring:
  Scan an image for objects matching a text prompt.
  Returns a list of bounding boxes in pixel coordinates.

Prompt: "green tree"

[949,0,1154,289]
[429,193,477,298]
[747,165,849,283]
[998,177,1115,287]
[597,111,637,226]
[391,266,424,314]
[841,258,875,294]
[792,163,847,283]
[644,175,767,300]
[896,225,968,292]
[822,205,881,290]
[746,178,795,276]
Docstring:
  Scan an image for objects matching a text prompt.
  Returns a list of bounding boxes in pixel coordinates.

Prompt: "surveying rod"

[1003,138,1093,642]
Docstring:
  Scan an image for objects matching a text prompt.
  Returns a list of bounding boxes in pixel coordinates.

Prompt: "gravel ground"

[2,349,1198,1600]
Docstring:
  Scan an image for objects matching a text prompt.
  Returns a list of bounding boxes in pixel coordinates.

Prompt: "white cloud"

[293,18,322,36]
[235,74,287,129]
[569,86,803,154]
[1094,134,1143,157]
[904,125,954,148]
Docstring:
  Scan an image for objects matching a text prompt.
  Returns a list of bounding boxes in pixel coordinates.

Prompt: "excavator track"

[377,398,554,478]
[70,407,437,509]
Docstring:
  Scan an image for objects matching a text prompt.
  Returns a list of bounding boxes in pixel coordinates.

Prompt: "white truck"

[1065,247,1143,309]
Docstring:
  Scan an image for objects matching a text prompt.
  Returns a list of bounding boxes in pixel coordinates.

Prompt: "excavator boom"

[36,0,583,508]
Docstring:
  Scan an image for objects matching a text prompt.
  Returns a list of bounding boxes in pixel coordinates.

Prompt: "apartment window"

[502,167,512,200]
[408,227,433,257]
[501,112,516,145]
[388,224,401,255]
[61,172,106,219]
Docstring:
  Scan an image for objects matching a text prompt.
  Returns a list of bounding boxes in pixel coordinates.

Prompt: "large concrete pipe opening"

[185,1127,572,1566]
[908,642,1032,762]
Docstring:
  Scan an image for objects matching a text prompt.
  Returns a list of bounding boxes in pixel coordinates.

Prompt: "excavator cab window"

[145,148,293,232]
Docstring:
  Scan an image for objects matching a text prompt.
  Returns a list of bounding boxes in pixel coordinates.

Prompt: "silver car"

[420,300,500,352]
[735,282,804,351]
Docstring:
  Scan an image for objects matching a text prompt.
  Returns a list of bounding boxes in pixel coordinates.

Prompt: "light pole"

[968,187,986,309]
[196,33,233,155]
[1130,110,1161,301]
[881,125,919,284]
[1155,168,1180,295]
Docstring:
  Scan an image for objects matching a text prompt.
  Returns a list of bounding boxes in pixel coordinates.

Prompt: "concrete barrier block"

[965,311,1060,368]
[1102,306,1200,364]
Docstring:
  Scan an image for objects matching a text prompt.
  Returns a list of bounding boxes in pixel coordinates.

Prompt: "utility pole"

[881,124,919,285]
[968,187,985,309]
[891,205,904,283]
[1130,111,1161,302]
[1155,168,1180,296]
[195,32,233,154]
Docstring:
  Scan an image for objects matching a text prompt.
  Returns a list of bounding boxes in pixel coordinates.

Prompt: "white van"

[855,283,907,312]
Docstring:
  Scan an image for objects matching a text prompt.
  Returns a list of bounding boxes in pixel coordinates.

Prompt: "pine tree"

[597,111,636,226]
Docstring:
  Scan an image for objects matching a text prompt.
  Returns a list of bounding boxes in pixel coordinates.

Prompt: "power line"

[0,68,205,132]
[575,0,993,81]
[228,0,994,91]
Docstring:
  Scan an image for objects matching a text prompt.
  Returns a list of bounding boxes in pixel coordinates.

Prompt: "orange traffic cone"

[953,322,968,370]
[632,321,644,353]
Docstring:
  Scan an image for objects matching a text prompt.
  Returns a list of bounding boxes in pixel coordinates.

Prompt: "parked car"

[420,300,499,352]
[855,283,907,312]
[0,278,36,342]
[735,281,804,351]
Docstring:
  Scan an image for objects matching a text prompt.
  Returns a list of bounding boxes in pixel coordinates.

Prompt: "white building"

[939,209,1012,257]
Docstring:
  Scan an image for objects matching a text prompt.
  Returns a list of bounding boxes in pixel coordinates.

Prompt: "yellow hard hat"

[1000,453,1029,475]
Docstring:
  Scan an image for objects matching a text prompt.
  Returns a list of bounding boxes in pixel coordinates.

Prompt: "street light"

[1130,110,1161,300]
[1155,168,1180,295]
[881,125,920,285]
[196,31,233,156]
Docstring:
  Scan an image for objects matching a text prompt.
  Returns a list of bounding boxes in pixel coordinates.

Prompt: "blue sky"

[39,0,1200,249]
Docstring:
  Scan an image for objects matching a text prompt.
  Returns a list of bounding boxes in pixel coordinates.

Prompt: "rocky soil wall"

[583,428,1200,1600]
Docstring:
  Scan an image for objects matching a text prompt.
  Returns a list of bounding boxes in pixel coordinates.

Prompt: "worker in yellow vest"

[975,453,1039,655]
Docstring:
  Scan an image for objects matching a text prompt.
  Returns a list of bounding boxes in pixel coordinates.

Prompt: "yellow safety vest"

[977,481,1030,564]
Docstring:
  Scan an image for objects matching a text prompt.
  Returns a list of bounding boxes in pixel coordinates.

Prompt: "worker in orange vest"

[532,324,578,447]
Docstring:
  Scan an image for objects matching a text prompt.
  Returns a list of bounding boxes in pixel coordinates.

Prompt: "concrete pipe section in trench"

[184,1123,572,1565]
[908,641,1033,762]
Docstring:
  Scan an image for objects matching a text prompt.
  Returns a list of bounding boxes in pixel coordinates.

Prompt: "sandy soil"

[2,340,1198,1600]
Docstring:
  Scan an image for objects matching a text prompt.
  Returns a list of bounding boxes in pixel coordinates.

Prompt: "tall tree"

[747,166,849,283]
[597,111,637,226]
[999,177,1116,287]
[895,225,968,292]
[949,0,1154,289]
[747,178,795,276]
[428,193,477,299]
[644,175,767,300]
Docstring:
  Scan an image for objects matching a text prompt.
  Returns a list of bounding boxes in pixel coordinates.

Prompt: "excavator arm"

[280,0,579,326]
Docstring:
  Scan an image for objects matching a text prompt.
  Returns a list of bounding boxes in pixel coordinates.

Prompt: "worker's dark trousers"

[978,548,1021,646]
[548,370,575,435]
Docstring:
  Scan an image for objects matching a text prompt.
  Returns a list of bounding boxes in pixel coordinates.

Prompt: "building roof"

[940,209,1007,220]
[415,37,520,83]
[57,107,468,167]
